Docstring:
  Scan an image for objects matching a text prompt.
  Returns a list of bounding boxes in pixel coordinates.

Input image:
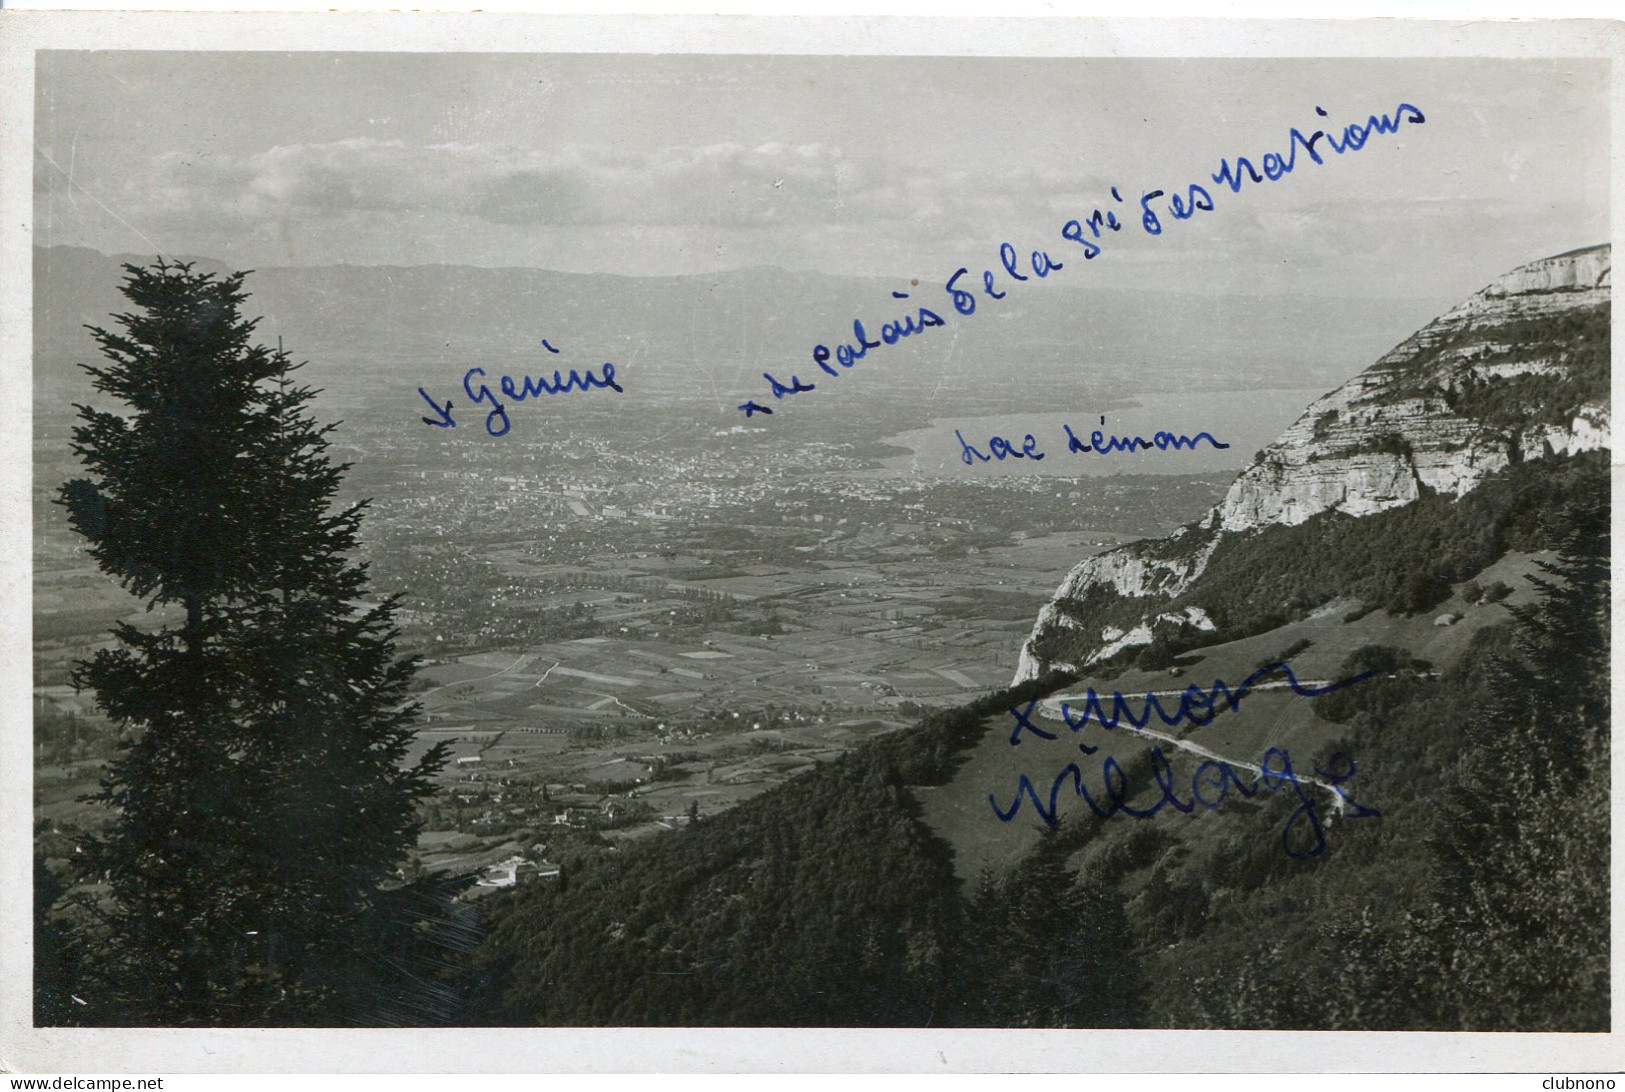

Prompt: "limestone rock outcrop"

[1015,245,1611,681]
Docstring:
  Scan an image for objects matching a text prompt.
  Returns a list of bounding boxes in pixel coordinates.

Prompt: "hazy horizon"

[35,54,1608,307]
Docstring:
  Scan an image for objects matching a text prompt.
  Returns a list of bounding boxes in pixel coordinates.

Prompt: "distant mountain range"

[1015,244,1611,678]
[33,244,1450,422]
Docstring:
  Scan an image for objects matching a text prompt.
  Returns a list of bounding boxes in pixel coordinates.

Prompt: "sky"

[33,52,1610,305]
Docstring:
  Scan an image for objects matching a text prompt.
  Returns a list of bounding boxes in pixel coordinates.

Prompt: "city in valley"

[33,377,1232,895]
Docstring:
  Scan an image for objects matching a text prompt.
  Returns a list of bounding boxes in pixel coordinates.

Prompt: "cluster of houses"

[548,787,636,827]
[475,852,562,888]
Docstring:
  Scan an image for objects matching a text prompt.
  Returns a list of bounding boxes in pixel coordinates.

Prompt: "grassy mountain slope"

[467,236,1610,1028]
[471,451,1608,1030]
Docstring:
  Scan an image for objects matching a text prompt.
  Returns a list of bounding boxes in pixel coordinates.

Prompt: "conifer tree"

[964,826,1140,1027]
[56,260,449,1025]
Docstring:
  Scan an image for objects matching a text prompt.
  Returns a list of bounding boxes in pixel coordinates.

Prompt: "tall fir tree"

[55,260,450,1025]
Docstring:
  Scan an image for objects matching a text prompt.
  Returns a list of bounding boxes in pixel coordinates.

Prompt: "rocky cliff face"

[1014,245,1611,682]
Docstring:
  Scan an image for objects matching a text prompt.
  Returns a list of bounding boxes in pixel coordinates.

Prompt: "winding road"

[1037,682,1359,812]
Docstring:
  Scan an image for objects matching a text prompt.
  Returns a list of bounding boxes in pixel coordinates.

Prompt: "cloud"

[135,138,873,231]
[131,136,1121,242]
[34,126,1145,275]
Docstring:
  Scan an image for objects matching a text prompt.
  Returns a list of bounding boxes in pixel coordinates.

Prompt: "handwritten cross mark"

[417,388,456,428]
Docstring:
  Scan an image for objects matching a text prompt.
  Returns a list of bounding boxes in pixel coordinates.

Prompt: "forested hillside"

[1162,469,1607,1030]
[1032,451,1607,669]
[472,454,1608,1030]
[472,677,1102,1027]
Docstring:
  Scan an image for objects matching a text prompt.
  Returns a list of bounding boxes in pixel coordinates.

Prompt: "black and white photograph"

[1,11,1619,1074]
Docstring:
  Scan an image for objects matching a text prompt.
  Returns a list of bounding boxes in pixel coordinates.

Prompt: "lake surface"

[879,388,1327,478]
